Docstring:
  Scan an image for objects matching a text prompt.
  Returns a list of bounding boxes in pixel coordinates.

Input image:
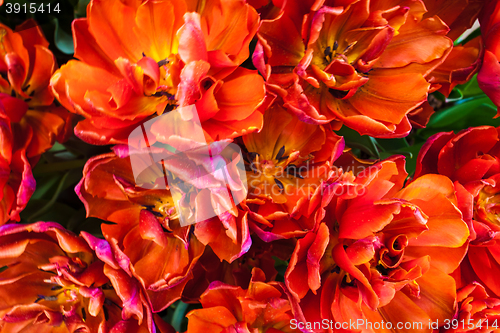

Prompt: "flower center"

[476,185,500,226]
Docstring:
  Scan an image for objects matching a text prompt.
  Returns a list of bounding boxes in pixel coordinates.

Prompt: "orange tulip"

[51,0,265,145]
[415,126,500,299]
[285,157,469,332]
[441,283,500,333]
[0,222,162,333]
[253,0,453,137]
[0,21,71,225]
[76,151,206,312]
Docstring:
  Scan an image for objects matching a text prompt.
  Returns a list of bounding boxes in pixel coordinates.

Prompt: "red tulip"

[415,126,500,299]
[76,151,206,312]
[185,268,301,333]
[0,21,71,225]
[0,222,162,333]
[285,157,469,332]
[478,0,500,112]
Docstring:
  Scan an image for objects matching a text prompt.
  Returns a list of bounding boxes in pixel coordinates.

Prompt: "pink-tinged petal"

[176,60,210,107]
[178,13,208,64]
[79,286,105,317]
[139,209,169,248]
[104,264,145,324]
[81,231,120,270]
[285,223,329,299]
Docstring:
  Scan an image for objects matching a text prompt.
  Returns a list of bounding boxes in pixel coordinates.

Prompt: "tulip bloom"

[76,151,206,312]
[0,21,71,225]
[185,268,300,333]
[478,0,500,112]
[0,222,161,332]
[441,283,500,333]
[285,157,469,331]
[242,104,345,241]
[51,0,265,145]
[415,126,500,299]
[253,0,453,137]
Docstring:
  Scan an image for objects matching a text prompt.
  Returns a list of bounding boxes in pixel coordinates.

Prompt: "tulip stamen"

[342,42,356,55]
[274,178,284,191]
[324,46,332,61]
[152,91,175,99]
[275,146,288,161]
[104,298,123,310]
[285,164,304,179]
[157,58,169,67]
[35,294,58,302]
[333,40,339,51]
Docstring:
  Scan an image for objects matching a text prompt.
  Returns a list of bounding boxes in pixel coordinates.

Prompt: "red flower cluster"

[2,0,500,332]
[0,21,71,225]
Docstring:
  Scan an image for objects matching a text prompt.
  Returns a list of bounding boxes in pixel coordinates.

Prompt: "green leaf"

[172,301,189,333]
[455,75,484,99]
[31,175,61,200]
[420,95,500,139]
[336,126,380,158]
[375,138,409,152]
[455,27,481,46]
[32,159,86,175]
[427,96,495,128]
[22,200,77,224]
[26,172,71,221]
[53,18,74,54]
[446,87,464,102]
